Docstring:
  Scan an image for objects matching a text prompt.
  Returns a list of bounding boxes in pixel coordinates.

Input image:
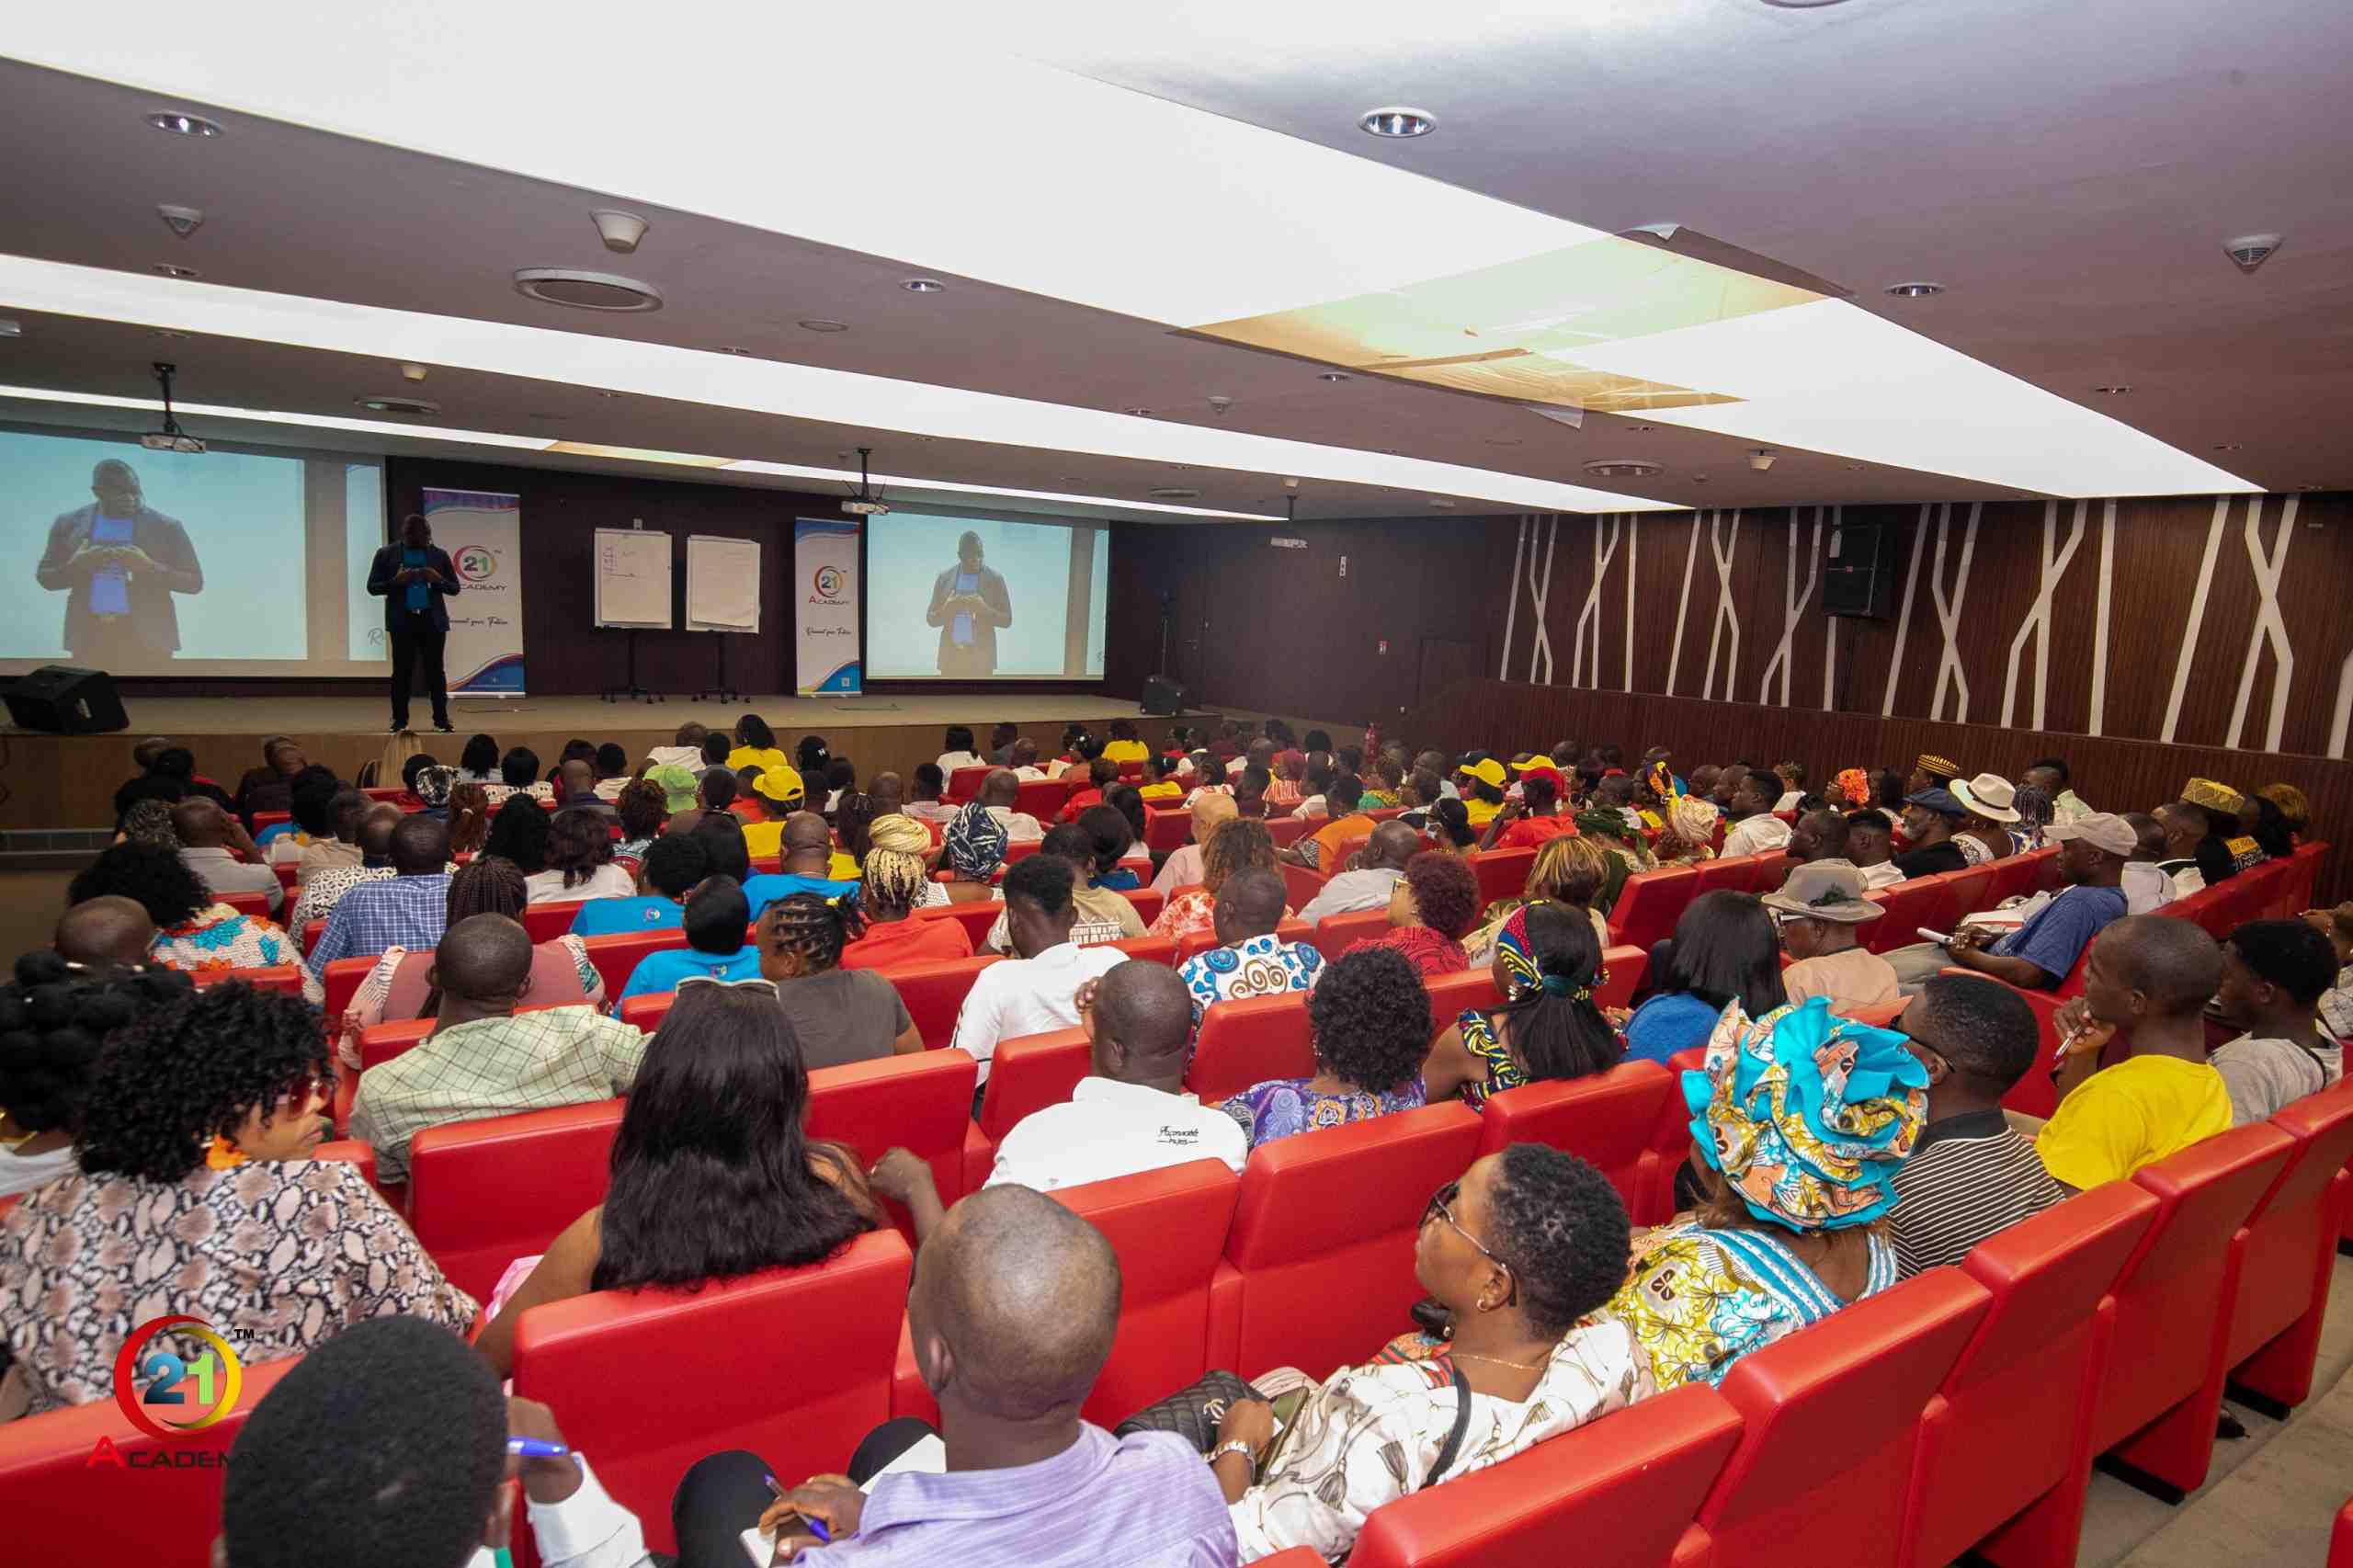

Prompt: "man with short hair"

[741,811,859,919]
[1720,769,1794,858]
[1176,867,1324,1035]
[988,721,1022,767]
[589,743,632,801]
[1844,811,1904,890]
[949,856,1126,1085]
[556,758,617,824]
[2119,812,2180,915]
[570,833,709,936]
[983,825,1145,953]
[1152,790,1239,896]
[295,786,369,884]
[1297,821,1418,923]
[1285,774,1376,872]
[2151,801,2208,896]
[1764,863,1897,1012]
[304,813,454,1001]
[1887,812,2131,993]
[2207,919,2344,1124]
[614,877,761,1002]
[1687,763,1722,804]
[351,914,647,1182]
[1480,771,1574,852]
[977,767,1046,844]
[903,763,959,826]
[1887,974,2069,1276]
[170,797,282,916]
[1782,808,1852,869]
[2037,916,2233,1187]
[288,802,404,934]
[55,895,156,969]
[2023,758,2093,824]
[740,764,806,858]
[1009,737,1048,780]
[644,721,709,773]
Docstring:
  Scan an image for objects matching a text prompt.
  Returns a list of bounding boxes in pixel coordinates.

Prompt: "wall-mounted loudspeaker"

[1823,521,1897,619]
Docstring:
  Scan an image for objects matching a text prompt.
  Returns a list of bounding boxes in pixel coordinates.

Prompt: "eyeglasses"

[676,975,780,995]
[279,1069,331,1109]
[1419,1181,1518,1306]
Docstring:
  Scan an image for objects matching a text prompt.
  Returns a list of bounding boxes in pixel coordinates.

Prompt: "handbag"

[1114,1369,1263,1453]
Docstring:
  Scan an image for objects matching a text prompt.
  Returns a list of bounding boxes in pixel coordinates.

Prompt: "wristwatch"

[1209,1437,1256,1474]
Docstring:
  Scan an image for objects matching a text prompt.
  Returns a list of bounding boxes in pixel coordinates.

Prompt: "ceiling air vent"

[1583,458,1663,479]
[1148,486,1202,501]
[512,268,665,312]
[354,395,441,415]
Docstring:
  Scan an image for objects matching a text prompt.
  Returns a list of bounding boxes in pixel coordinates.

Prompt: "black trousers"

[386,611,448,728]
[670,1418,934,1568]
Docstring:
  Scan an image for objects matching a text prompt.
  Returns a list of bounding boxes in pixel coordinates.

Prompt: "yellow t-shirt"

[1137,780,1183,802]
[828,850,858,881]
[741,818,787,858]
[1464,799,1502,828]
[1102,740,1150,765]
[2035,1054,2233,1190]
[725,745,789,772]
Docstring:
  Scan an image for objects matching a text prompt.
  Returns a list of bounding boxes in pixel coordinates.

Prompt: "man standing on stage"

[926,528,1013,677]
[35,458,205,671]
[366,512,460,733]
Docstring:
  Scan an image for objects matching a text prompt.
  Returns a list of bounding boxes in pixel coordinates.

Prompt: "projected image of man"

[926,529,1012,677]
[34,459,205,668]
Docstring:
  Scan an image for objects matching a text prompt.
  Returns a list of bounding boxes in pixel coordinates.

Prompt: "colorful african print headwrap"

[1496,903,1602,1004]
[1666,794,1719,848]
[415,765,458,808]
[1682,995,1927,1233]
[944,799,1008,880]
[1834,767,1870,807]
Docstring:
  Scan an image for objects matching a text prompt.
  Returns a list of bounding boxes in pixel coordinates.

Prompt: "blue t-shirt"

[741,872,859,922]
[1991,884,2128,986]
[89,514,135,616]
[403,547,430,612]
[1622,992,1726,1066]
[571,896,686,937]
[1093,869,1142,892]
[615,944,760,1003]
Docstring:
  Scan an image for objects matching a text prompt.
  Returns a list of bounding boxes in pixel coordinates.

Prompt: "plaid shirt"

[305,872,453,994]
[289,864,396,934]
[348,1005,647,1181]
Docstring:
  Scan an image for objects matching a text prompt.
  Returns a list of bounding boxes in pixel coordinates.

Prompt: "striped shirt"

[1888,1109,2067,1278]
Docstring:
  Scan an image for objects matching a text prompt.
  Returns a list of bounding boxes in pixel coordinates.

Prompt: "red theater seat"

[892,955,1005,1051]
[946,765,991,803]
[1900,1182,2161,1568]
[1690,853,1756,902]
[272,860,300,892]
[409,1098,626,1303]
[964,1028,1092,1187]
[1280,860,1329,913]
[1120,886,1166,927]
[1189,992,1315,1103]
[1475,1062,1678,1220]
[1350,1381,1743,1568]
[522,903,586,942]
[321,955,380,1028]
[1309,908,1389,965]
[801,1050,980,1240]
[2223,1082,2353,1412]
[919,898,1001,949]
[1145,806,1191,853]
[511,1230,913,1559]
[1610,865,1699,953]
[1109,934,1178,964]
[1013,777,1069,822]
[1596,945,1646,1013]
[1470,847,1536,907]
[300,917,325,956]
[1867,875,1960,954]
[1267,815,1309,849]
[1209,1102,1483,1379]
[216,888,274,921]
[578,929,690,1000]
[195,962,301,994]
[1176,917,1313,967]
[1675,1268,1990,1568]
[1423,968,1501,1033]
[2093,1121,2294,1498]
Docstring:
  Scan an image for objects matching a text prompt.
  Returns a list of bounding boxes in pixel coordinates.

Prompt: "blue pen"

[764,1472,832,1543]
[507,1437,571,1459]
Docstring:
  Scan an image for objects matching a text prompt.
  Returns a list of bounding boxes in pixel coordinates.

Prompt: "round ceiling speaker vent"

[1583,458,1664,478]
[513,268,665,312]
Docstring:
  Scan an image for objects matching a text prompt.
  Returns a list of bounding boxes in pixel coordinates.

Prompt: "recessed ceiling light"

[1429,497,1457,507]
[1845,463,1867,471]
[596,390,622,399]
[797,318,849,333]
[512,268,664,312]
[902,278,946,293]
[1122,406,1152,417]
[1358,106,1437,138]
[0,320,19,338]
[1484,437,1522,447]
[2300,483,2327,491]
[1318,370,1352,382]
[715,346,754,356]
[2092,384,2131,395]
[1627,424,1657,433]
[146,111,222,137]
[151,264,200,280]
[1759,0,1853,7]
[354,395,441,415]
[1884,281,1944,298]
[1584,458,1663,478]
[2211,442,2244,451]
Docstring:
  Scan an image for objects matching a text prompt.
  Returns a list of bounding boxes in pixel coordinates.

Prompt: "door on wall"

[1417,637,1481,707]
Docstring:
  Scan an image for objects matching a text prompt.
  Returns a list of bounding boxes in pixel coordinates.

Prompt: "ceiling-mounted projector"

[842,498,890,517]
[841,446,890,515]
[142,361,206,452]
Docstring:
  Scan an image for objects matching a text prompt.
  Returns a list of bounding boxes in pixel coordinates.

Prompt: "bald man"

[348,913,646,1182]
[170,797,282,915]
[741,811,859,921]
[1176,866,1325,1039]
[56,895,156,970]
[1296,819,1419,923]
[676,1183,1236,1565]
[978,767,1046,844]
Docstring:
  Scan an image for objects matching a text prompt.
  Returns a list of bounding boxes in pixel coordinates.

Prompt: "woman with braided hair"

[841,814,972,971]
[757,892,923,1067]
[1423,902,1626,1109]
[0,951,195,1197]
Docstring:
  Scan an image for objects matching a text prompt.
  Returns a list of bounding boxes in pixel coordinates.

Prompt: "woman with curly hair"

[1463,835,1617,970]
[68,842,293,975]
[482,792,551,872]
[524,808,633,904]
[0,950,193,1197]
[445,779,492,858]
[1347,850,1480,979]
[474,981,881,1378]
[0,981,476,1411]
[1149,817,1285,946]
[842,814,971,971]
[609,777,667,875]
[1220,946,1432,1148]
[333,855,606,1068]
[1214,1145,1648,1560]
[1427,903,1625,1108]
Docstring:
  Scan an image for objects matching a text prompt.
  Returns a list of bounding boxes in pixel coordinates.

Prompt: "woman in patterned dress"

[1149,817,1287,947]
[1220,948,1431,1148]
[66,841,294,976]
[0,981,474,1413]
[1426,903,1626,1110]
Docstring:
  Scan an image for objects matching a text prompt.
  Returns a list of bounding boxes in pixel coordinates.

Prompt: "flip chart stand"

[600,629,664,704]
[695,631,742,703]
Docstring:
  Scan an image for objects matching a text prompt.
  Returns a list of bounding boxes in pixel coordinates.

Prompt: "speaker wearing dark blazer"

[367,520,461,730]
[35,472,205,665]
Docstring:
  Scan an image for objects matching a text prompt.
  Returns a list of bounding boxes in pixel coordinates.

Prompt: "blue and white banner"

[795,518,862,695]
[422,487,526,695]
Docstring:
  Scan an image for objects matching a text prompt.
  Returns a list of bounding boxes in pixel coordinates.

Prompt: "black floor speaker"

[1139,674,1187,716]
[3,665,129,734]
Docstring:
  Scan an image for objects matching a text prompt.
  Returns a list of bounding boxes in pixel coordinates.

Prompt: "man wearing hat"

[1765,863,1899,1012]
[1949,772,2023,864]
[1890,787,1972,879]
[1884,812,2134,993]
[1483,762,1574,851]
[645,763,700,817]
[1906,753,1961,798]
[35,456,206,670]
[1457,756,1509,828]
[2178,778,2256,888]
[740,763,807,858]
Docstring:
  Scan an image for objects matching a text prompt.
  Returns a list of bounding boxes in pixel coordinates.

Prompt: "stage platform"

[0,691,1223,831]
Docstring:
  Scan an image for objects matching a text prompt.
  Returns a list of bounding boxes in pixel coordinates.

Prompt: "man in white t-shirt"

[948,856,1125,1085]
[985,960,1245,1191]
[2207,917,2343,1126]
[1721,768,1794,859]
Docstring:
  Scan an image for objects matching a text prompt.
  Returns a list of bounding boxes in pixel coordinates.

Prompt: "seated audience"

[1611,996,1923,1390]
[483,791,553,869]
[796,733,833,781]
[1176,867,1324,1032]
[1221,947,1431,1148]
[1783,806,1852,870]
[2303,903,2353,1040]
[256,763,339,857]
[987,721,1021,767]
[2207,918,2344,1124]
[1465,835,1617,966]
[974,823,1149,950]
[455,731,502,783]
[1153,789,1241,896]
[1058,756,1120,823]
[1290,754,1336,820]
[1138,752,1184,802]
[141,743,233,813]
[615,877,762,1002]
[1262,749,1306,811]
[1771,760,1808,813]
[475,981,882,1378]
[1075,802,1142,892]
[1574,799,1657,876]
[1949,772,2022,862]
[288,801,403,931]
[1886,975,2067,1276]
[1624,891,1787,1065]
[690,812,754,884]
[1764,863,1899,1012]
[1097,720,1148,766]
[743,811,863,918]
[2177,776,2254,886]
[1426,902,1624,1108]
[665,766,733,839]
[1891,787,1972,878]
[1348,850,1480,978]
[609,777,668,873]
[903,762,959,826]
[2038,916,2233,1188]
[525,806,635,904]
[740,763,807,858]
[2114,810,2180,914]
[935,722,985,777]
[1843,809,1902,889]
[1478,769,1573,852]
[172,797,283,916]
[339,855,604,1067]
[1719,769,1793,858]
[726,712,789,771]
[949,855,1129,1086]
[1287,774,1379,874]
[0,946,189,1198]
[844,816,969,971]
[1457,757,1508,828]
[590,741,631,801]
[217,1316,643,1568]
[1297,819,1418,925]
[572,832,708,936]
[673,1183,1235,1567]
[1151,817,1282,946]
[286,778,358,881]
[1358,752,1407,809]
[350,913,645,1182]
[0,981,474,1411]
[116,791,181,851]
[1886,812,2131,992]
[486,745,551,806]
[231,735,305,826]
[757,892,922,1067]
[70,841,294,977]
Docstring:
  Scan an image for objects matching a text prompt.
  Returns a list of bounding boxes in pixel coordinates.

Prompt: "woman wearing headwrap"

[842,813,971,971]
[1833,767,1871,809]
[942,797,1009,887]
[1426,902,1625,1109]
[1574,807,1656,877]
[1608,995,1926,1392]
[1653,795,1720,868]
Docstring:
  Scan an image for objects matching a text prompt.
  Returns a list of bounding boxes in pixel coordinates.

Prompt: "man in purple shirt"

[672,1184,1237,1567]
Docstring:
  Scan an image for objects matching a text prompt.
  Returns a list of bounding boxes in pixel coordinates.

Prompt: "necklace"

[1449,1347,1551,1372]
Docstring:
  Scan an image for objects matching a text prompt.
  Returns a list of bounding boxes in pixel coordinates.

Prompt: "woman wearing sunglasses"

[0,980,476,1413]
[1214,1145,1649,1561]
